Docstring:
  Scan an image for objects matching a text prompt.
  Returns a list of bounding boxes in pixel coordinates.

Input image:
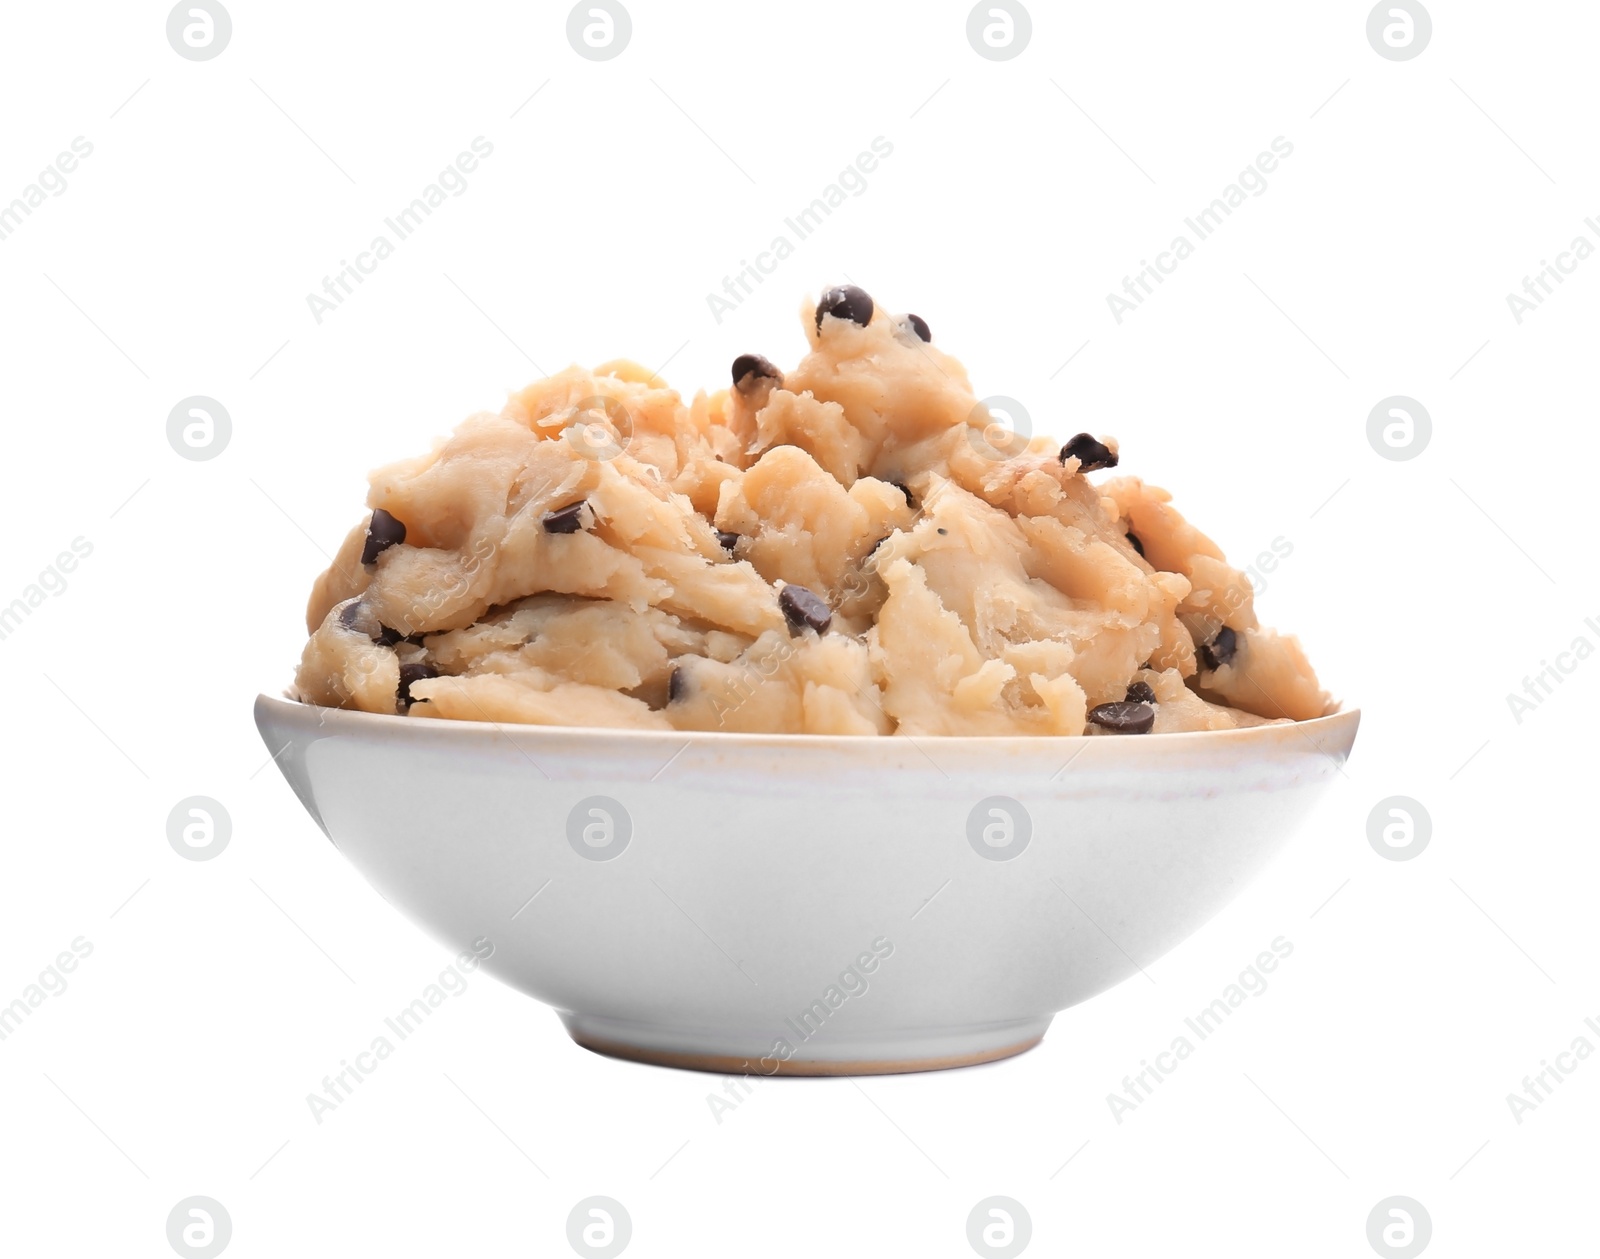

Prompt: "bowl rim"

[255,691,1359,753]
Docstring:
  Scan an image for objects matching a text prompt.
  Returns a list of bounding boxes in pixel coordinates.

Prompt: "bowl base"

[562,1014,1049,1076]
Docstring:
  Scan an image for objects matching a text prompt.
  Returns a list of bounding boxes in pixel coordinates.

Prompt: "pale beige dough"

[293,288,1330,734]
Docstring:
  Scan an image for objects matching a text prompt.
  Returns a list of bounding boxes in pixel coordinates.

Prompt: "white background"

[1,1,1595,1255]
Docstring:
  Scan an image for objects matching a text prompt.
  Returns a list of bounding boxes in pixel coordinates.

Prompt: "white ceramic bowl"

[254,695,1358,1075]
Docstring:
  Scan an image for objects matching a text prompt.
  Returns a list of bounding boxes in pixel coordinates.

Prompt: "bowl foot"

[561,1014,1050,1076]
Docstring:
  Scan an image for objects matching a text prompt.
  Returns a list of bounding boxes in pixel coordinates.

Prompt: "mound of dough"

[292,286,1329,735]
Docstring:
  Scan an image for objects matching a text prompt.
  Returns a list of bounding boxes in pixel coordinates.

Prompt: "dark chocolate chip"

[1058,433,1119,472]
[886,479,915,507]
[542,500,588,534]
[1088,700,1155,734]
[340,607,426,648]
[778,584,832,635]
[668,665,687,702]
[716,530,740,553]
[1198,625,1239,671]
[905,313,931,342]
[936,527,948,536]
[815,285,874,331]
[1126,531,1145,557]
[361,508,407,565]
[731,354,782,392]
[1125,680,1158,705]
[397,662,438,711]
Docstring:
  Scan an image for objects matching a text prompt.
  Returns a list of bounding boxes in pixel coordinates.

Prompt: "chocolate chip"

[716,530,740,553]
[361,508,407,565]
[1198,625,1239,671]
[668,665,687,702]
[731,354,782,392]
[1088,700,1155,734]
[905,313,931,342]
[338,602,423,646]
[338,610,424,648]
[1126,531,1145,557]
[397,662,438,712]
[1058,433,1118,472]
[778,584,832,635]
[815,285,873,331]
[936,527,948,535]
[1126,680,1158,705]
[886,479,915,507]
[542,500,588,534]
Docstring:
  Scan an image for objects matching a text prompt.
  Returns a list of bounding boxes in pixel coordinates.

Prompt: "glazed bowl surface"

[254,694,1358,1074]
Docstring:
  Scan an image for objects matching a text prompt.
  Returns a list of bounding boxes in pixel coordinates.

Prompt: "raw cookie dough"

[292,285,1329,735]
